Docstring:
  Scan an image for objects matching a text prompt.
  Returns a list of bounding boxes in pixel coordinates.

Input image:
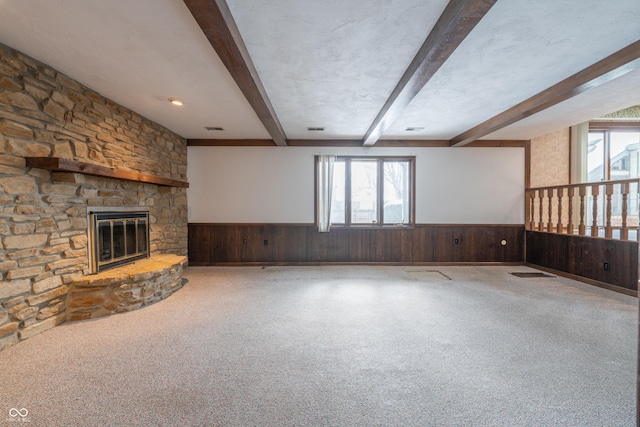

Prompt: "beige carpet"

[0,265,636,426]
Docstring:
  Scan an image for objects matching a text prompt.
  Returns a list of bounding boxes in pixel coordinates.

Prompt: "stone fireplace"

[0,43,189,351]
[88,208,150,274]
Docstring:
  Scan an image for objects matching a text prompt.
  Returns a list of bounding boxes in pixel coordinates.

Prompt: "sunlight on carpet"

[405,270,451,281]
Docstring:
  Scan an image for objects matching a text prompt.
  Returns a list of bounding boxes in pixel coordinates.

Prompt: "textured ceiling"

[385,0,640,139]
[0,0,270,139]
[226,0,449,139]
[0,0,639,143]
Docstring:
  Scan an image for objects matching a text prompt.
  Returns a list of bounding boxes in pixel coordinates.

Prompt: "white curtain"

[570,122,589,184]
[316,155,336,232]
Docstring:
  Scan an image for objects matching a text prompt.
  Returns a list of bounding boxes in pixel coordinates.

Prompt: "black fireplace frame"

[88,209,150,274]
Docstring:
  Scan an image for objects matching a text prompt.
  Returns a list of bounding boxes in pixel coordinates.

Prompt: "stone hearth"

[67,254,187,321]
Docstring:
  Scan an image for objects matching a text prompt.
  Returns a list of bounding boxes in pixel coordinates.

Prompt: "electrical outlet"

[454,238,459,244]
[243,238,247,245]
[604,262,610,271]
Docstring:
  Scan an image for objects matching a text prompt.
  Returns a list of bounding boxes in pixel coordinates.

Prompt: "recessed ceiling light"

[405,127,424,131]
[168,98,184,106]
[205,126,224,131]
[307,127,325,132]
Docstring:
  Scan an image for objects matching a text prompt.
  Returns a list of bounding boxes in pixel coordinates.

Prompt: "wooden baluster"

[578,186,586,236]
[567,187,574,235]
[591,184,599,237]
[538,189,544,231]
[621,182,629,240]
[528,191,535,231]
[556,188,563,233]
[547,189,554,232]
[524,190,529,230]
[605,183,613,239]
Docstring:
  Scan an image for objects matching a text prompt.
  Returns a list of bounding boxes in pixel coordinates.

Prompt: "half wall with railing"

[525,179,638,294]
[526,179,639,241]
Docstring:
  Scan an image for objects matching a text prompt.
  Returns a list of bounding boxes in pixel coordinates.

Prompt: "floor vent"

[510,272,554,278]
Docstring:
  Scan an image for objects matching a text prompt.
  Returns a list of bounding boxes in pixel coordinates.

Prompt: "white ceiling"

[0,0,639,143]
[226,0,449,139]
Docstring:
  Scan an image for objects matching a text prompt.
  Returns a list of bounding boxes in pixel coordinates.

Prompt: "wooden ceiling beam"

[361,0,497,146]
[188,139,276,146]
[450,40,640,147]
[183,0,288,146]
[186,138,526,147]
[588,121,640,131]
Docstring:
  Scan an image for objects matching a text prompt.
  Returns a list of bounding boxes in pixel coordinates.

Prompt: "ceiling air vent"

[405,127,424,131]
[307,127,325,132]
[205,126,224,131]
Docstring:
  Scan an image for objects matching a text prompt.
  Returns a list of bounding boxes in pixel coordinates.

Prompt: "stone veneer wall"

[0,43,188,351]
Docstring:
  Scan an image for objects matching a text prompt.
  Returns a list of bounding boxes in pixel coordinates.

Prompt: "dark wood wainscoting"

[526,231,638,292]
[188,224,524,265]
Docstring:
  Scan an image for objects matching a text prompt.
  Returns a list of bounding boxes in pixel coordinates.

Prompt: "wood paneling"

[526,231,637,291]
[189,224,637,293]
[188,224,212,263]
[188,223,524,265]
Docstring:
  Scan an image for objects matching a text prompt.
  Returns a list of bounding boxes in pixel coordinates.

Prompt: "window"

[318,156,415,227]
[582,122,640,233]
[587,123,640,181]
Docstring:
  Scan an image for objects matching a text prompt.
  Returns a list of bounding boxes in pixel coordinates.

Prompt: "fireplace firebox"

[88,210,150,273]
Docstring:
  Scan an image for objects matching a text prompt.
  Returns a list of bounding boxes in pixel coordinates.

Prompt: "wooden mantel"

[25,157,189,188]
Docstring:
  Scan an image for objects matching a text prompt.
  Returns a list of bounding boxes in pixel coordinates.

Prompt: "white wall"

[187,146,525,224]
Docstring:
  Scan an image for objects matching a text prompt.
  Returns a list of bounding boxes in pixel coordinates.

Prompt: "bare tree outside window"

[383,161,410,225]
[351,160,378,224]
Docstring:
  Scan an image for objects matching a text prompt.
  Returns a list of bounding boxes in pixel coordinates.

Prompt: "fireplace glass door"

[90,211,149,273]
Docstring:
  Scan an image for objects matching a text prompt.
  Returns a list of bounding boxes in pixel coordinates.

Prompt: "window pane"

[125,220,137,255]
[113,221,125,258]
[383,161,410,224]
[98,221,112,262]
[351,160,378,224]
[610,131,640,180]
[330,161,345,224]
[587,131,605,182]
[137,220,147,252]
[610,132,640,230]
